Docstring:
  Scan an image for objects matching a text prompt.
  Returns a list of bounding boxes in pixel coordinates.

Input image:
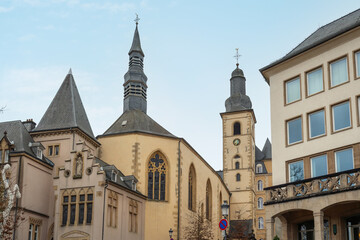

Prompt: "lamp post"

[169,228,173,240]
[221,200,230,240]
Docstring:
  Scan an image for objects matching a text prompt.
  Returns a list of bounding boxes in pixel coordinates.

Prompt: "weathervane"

[134,13,140,25]
[234,48,241,67]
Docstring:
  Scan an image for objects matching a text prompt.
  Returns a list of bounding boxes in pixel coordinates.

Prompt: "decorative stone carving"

[73,153,83,179]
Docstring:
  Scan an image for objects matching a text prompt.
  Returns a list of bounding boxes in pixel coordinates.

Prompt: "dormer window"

[4,150,9,163]
[111,170,117,182]
[132,180,137,191]
[36,147,43,159]
[256,164,263,173]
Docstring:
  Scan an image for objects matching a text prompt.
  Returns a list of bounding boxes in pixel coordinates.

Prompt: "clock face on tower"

[233,138,240,146]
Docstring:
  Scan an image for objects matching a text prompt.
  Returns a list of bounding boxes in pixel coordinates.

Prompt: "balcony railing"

[265,168,360,205]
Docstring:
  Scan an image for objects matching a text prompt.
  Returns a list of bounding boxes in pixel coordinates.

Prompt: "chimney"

[22,119,36,132]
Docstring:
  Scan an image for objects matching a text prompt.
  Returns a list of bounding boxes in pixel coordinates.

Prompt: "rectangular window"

[309,109,325,138]
[287,117,302,145]
[54,145,59,155]
[62,196,68,226]
[78,194,85,225]
[330,57,348,87]
[311,155,328,177]
[285,77,301,104]
[335,148,354,172]
[355,51,360,78]
[289,160,304,182]
[86,194,93,224]
[48,146,53,156]
[70,195,76,225]
[358,96,360,125]
[332,101,351,132]
[4,150,9,163]
[307,67,323,96]
[28,224,33,240]
[34,225,39,240]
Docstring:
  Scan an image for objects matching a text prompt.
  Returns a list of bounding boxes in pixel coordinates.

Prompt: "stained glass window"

[148,152,167,201]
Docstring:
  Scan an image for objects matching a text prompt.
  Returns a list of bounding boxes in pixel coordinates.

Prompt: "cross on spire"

[134,13,140,25]
[234,48,241,67]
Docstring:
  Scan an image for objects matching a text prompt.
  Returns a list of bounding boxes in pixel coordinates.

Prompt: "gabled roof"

[33,71,95,139]
[100,109,176,138]
[260,8,360,77]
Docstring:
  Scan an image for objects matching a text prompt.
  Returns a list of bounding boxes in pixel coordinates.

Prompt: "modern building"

[260,8,360,240]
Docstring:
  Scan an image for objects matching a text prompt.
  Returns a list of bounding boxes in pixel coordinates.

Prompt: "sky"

[0,0,359,171]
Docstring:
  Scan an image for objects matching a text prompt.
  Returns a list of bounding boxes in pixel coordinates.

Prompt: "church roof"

[262,138,272,159]
[101,109,176,138]
[261,8,360,77]
[128,24,144,56]
[33,70,95,139]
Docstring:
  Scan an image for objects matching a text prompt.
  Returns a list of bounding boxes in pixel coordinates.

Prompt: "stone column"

[266,218,274,240]
[314,211,324,240]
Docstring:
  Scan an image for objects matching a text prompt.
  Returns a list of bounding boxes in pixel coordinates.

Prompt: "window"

[70,192,76,225]
[62,192,69,226]
[86,192,93,224]
[285,77,301,104]
[48,145,59,156]
[188,165,196,211]
[236,173,240,182]
[0,147,10,164]
[287,117,302,145]
[206,179,212,220]
[258,197,264,209]
[111,170,117,182]
[355,51,360,78]
[330,57,348,87]
[28,218,41,240]
[332,101,351,132]
[257,180,263,191]
[358,96,360,125]
[307,67,323,96]
[311,155,328,177]
[78,192,85,225]
[258,217,264,229]
[107,190,118,228]
[147,152,167,201]
[289,160,304,182]
[233,122,241,135]
[235,161,240,169]
[36,147,42,159]
[256,164,263,173]
[308,109,325,138]
[335,148,354,172]
[129,200,138,233]
[48,146,53,156]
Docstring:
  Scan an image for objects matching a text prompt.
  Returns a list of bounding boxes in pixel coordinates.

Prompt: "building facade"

[260,8,360,240]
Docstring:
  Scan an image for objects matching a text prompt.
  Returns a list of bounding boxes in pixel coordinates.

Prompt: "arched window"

[147,152,167,201]
[236,173,241,182]
[258,217,264,229]
[258,197,263,209]
[235,161,240,169]
[256,164,263,173]
[188,164,196,211]
[206,179,212,220]
[257,180,263,191]
[234,122,241,135]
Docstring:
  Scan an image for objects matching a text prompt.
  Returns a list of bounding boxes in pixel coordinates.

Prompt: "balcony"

[265,168,360,205]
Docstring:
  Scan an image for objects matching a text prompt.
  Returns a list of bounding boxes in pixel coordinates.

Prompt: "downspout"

[12,155,22,240]
[102,180,108,240]
[177,140,181,240]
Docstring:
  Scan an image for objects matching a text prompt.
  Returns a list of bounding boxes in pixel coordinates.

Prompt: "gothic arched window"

[258,180,263,191]
[258,217,264,229]
[235,161,240,169]
[258,197,263,209]
[233,122,241,135]
[236,173,241,182]
[206,179,212,220]
[147,152,167,201]
[188,164,196,211]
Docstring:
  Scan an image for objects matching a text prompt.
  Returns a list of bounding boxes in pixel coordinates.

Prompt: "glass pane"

[63,196,68,203]
[70,204,76,224]
[335,148,353,172]
[4,150,9,163]
[148,172,153,199]
[160,173,166,201]
[87,194,93,201]
[154,171,159,200]
[358,97,360,122]
[309,110,325,138]
[288,117,302,144]
[48,146,53,156]
[86,203,93,224]
[311,155,327,177]
[356,52,360,78]
[333,102,350,131]
[34,225,38,240]
[331,58,348,86]
[55,145,59,155]
[307,68,323,95]
[286,77,301,103]
[80,194,85,201]
[79,203,84,224]
[62,205,68,225]
[71,195,76,202]
[289,161,304,182]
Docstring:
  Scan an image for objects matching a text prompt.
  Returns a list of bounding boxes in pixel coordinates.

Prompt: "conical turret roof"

[128,25,144,56]
[34,70,95,139]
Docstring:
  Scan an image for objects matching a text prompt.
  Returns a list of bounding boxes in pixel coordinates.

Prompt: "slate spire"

[34,70,95,139]
[123,20,148,113]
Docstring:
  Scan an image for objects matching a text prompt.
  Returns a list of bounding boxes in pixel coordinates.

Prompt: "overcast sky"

[0,0,359,171]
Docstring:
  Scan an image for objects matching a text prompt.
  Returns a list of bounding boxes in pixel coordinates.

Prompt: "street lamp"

[169,228,173,239]
[221,200,230,240]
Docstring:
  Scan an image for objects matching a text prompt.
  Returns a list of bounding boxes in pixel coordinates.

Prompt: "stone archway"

[60,230,90,240]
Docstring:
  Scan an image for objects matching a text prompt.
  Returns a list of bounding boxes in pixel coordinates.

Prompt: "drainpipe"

[102,180,108,240]
[12,155,22,240]
[177,140,181,240]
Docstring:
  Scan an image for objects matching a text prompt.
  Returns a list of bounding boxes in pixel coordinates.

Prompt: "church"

[0,20,271,240]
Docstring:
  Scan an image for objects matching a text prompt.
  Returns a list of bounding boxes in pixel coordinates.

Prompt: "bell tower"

[221,51,256,232]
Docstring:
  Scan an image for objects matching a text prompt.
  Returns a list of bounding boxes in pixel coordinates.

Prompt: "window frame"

[328,55,350,89]
[305,65,324,98]
[307,108,327,140]
[236,173,241,182]
[353,49,360,80]
[356,95,360,127]
[256,164,263,173]
[310,154,328,178]
[335,148,354,173]
[331,99,352,134]
[258,217,264,229]
[233,122,241,135]
[288,160,304,183]
[257,180,263,191]
[284,75,302,105]
[147,151,168,201]
[286,115,303,146]
[47,144,60,157]
[188,164,196,211]
[257,197,264,209]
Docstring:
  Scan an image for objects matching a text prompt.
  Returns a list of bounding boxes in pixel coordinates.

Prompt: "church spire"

[123,15,148,113]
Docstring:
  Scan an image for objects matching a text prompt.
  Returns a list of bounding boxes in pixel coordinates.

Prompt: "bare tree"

[183,203,214,240]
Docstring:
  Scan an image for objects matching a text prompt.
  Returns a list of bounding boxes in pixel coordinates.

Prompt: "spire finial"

[68,68,72,75]
[134,13,140,25]
[234,48,241,67]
